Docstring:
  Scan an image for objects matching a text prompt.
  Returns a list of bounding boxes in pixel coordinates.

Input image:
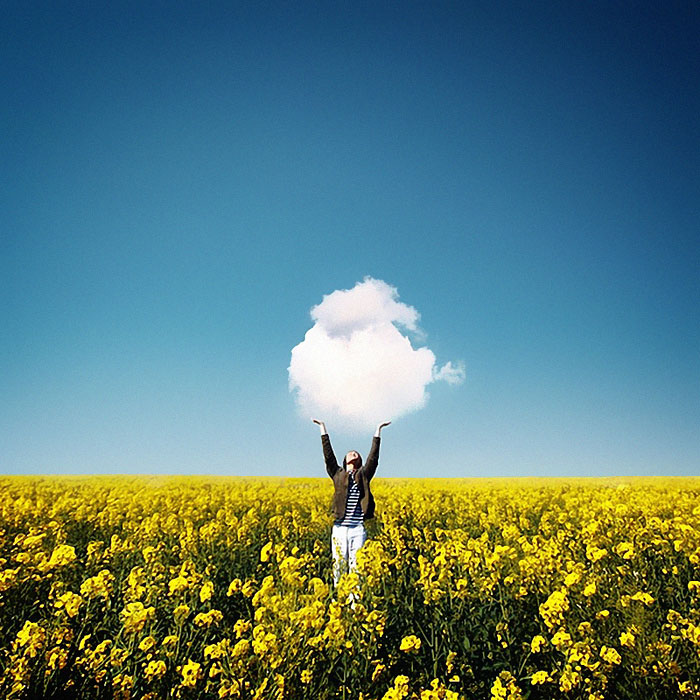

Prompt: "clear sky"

[2,1,698,477]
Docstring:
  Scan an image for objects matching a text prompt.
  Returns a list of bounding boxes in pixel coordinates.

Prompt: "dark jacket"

[322,434,380,522]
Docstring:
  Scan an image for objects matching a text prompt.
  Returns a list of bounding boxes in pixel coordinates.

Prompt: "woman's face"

[345,451,361,472]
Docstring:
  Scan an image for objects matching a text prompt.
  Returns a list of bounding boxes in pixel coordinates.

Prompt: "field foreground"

[1,476,699,700]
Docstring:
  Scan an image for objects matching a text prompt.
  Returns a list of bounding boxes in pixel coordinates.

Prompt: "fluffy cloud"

[288,277,465,432]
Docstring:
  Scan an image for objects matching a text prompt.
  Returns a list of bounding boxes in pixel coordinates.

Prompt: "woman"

[312,418,391,585]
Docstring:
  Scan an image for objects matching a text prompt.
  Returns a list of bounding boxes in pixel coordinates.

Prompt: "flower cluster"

[0,475,698,699]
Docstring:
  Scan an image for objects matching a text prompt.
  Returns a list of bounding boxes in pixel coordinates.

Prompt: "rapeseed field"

[1,476,699,699]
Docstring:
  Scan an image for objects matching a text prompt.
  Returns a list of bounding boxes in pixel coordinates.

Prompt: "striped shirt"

[337,474,363,527]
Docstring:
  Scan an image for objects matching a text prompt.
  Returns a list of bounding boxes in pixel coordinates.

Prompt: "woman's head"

[343,450,362,473]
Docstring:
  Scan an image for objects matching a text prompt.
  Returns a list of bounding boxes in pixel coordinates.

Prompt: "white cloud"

[432,360,466,386]
[288,277,465,432]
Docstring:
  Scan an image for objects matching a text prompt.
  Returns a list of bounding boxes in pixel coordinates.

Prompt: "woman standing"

[312,418,391,585]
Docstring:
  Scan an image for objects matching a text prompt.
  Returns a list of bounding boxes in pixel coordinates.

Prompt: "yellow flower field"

[1,476,699,699]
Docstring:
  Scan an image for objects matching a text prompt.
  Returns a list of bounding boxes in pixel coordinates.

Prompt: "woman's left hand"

[375,421,391,436]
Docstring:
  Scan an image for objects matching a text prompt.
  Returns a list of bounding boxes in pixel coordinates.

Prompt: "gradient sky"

[2,1,698,477]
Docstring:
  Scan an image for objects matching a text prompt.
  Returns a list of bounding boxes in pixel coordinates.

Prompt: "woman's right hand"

[312,419,327,434]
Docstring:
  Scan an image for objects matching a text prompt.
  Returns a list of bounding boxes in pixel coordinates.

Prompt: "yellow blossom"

[260,542,273,563]
[139,636,156,652]
[144,660,167,681]
[173,604,190,623]
[168,576,189,595]
[630,591,655,606]
[46,544,77,569]
[620,630,636,647]
[227,578,242,596]
[399,635,421,653]
[530,635,546,653]
[46,646,68,671]
[120,602,155,635]
[530,671,551,685]
[539,588,569,629]
[194,609,223,628]
[372,663,386,681]
[600,645,622,664]
[180,659,202,688]
[80,569,115,600]
[55,591,83,618]
[16,621,46,658]
[382,675,410,700]
[232,638,250,658]
[200,580,214,602]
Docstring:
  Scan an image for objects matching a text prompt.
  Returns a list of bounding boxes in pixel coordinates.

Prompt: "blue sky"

[2,1,698,477]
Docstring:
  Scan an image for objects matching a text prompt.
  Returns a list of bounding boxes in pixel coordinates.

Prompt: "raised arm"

[313,419,340,477]
[363,421,391,481]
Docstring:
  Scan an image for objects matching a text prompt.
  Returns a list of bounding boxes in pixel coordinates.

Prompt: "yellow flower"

[200,580,214,603]
[600,645,622,665]
[614,542,635,559]
[23,533,47,549]
[234,619,251,638]
[173,604,190,623]
[260,542,273,563]
[139,636,156,653]
[120,602,155,635]
[491,671,523,700]
[620,630,636,647]
[530,635,546,653]
[46,646,68,671]
[180,659,202,688]
[46,544,77,569]
[630,591,655,606]
[55,591,83,618]
[80,569,115,600]
[194,609,223,628]
[142,545,158,561]
[551,630,572,649]
[539,588,569,629]
[559,666,580,692]
[16,621,46,658]
[232,638,250,658]
[399,635,421,653]
[585,544,607,562]
[144,660,167,681]
[530,671,551,685]
[420,678,462,700]
[382,675,410,700]
[94,639,112,655]
[300,669,312,684]
[204,640,229,660]
[564,571,581,587]
[168,575,189,595]
[227,578,242,596]
[583,581,597,597]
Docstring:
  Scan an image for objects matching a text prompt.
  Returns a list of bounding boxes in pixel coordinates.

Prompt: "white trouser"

[331,523,366,586]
